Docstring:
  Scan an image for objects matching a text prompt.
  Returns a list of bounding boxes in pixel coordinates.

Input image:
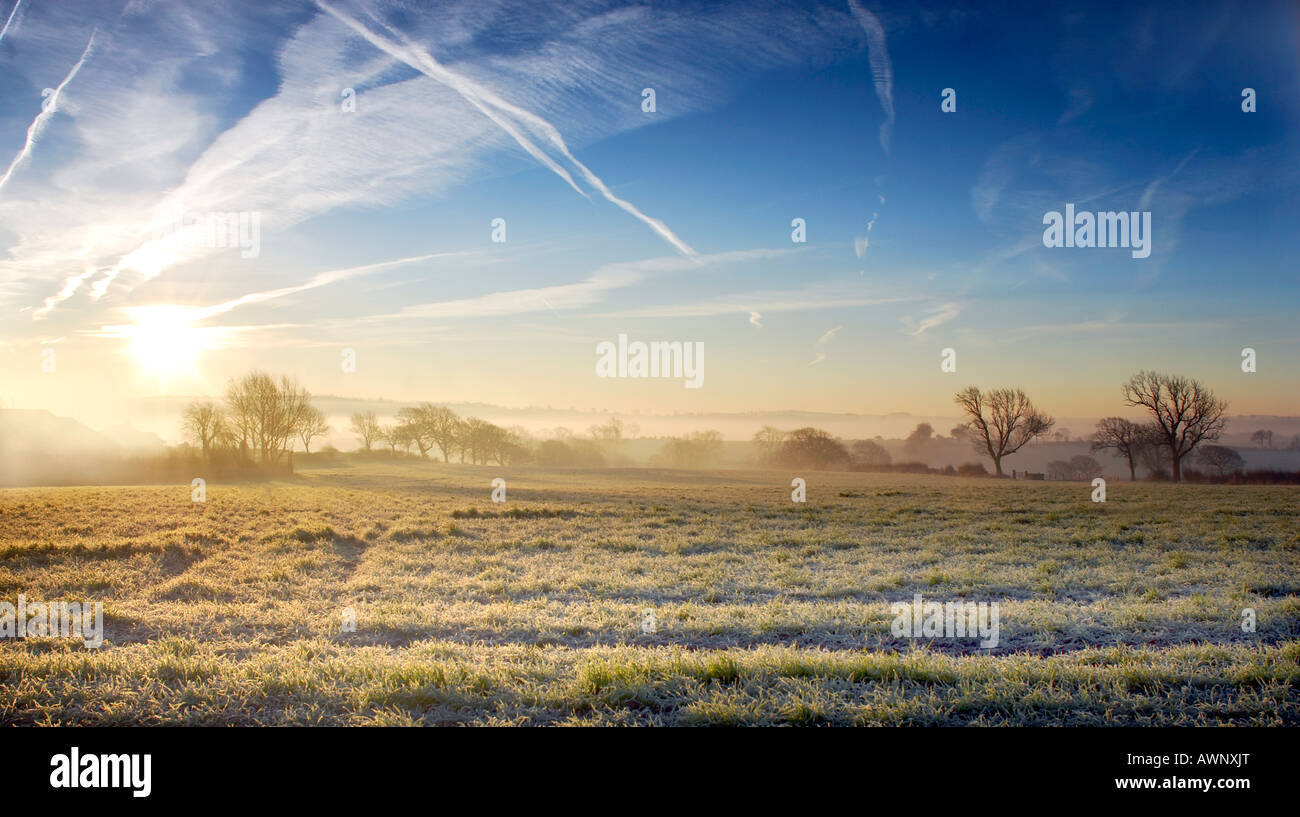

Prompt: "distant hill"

[0,409,120,456]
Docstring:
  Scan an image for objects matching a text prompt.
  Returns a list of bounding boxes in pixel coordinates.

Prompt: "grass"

[0,461,1297,725]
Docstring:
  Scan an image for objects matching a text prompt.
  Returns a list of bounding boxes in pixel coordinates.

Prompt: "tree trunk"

[1128,457,1136,481]
[993,456,1004,477]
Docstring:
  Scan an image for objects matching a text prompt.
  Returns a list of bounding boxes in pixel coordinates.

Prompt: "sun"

[116,305,215,383]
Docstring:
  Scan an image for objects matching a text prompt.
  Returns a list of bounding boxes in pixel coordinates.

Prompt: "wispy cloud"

[808,325,843,366]
[848,0,893,155]
[600,282,914,320]
[194,252,465,320]
[355,248,782,324]
[854,211,877,266]
[5,0,850,323]
[0,29,96,194]
[981,315,1227,347]
[902,302,961,336]
[0,0,24,45]
[1056,87,1093,126]
[316,0,695,257]
[1139,148,1198,211]
[748,311,763,329]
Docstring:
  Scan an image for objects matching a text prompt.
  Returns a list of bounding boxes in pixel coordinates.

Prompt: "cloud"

[0,29,96,194]
[982,315,1224,346]
[902,302,961,336]
[854,210,878,265]
[193,252,466,320]
[356,248,783,324]
[848,0,893,155]
[816,325,842,345]
[1138,148,1198,211]
[599,282,914,320]
[3,0,852,324]
[318,0,699,257]
[1056,87,1093,126]
[748,311,763,329]
[0,0,24,45]
[808,324,843,365]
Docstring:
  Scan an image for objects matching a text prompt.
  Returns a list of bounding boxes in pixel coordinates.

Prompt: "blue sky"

[1,0,1297,422]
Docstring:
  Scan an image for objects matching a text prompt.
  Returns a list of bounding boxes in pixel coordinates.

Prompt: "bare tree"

[275,377,315,465]
[1249,429,1274,449]
[1048,456,1102,480]
[752,425,786,465]
[224,372,315,464]
[954,387,1055,477]
[297,406,329,453]
[588,416,636,463]
[1121,371,1228,482]
[654,430,724,468]
[588,416,628,441]
[1135,426,1168,479]
[396,405,435,458]
[460,417,502,464]
[350,410,382,452]
[1195,444,1244,478]
[1091,417,1147,481]
[421,405,462,462]
[182,401,225,456]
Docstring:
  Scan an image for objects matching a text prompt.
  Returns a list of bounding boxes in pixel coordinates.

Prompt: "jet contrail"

[848,0,893,156]
[0,0,25,46]
[0,29,97,194]
[316,1,696,257]
[194,251,462,319]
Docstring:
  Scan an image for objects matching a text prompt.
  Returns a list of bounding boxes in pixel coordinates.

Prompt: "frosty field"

[1,461,1296,725]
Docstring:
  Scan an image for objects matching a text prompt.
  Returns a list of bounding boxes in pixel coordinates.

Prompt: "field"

[1,461,1297,726]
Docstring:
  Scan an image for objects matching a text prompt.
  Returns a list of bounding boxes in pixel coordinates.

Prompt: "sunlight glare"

[117,305,213,382]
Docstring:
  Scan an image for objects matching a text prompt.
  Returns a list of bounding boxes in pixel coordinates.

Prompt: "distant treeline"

[146,368,1298,486]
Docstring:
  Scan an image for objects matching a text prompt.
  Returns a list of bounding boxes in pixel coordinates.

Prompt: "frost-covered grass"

[1,462,1296,725]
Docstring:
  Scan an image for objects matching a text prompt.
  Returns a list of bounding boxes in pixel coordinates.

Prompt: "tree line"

[183,368,1247,483]
[952,369,1232,482]
[348,405,532,465]
[751,370,1234,483]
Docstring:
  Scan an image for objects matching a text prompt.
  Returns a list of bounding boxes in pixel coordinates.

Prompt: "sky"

[1,0,1298,429]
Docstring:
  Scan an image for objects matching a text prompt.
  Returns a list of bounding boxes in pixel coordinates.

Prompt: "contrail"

[0,0,24,46]
[195,251,460,319]
[0,29,96,194]
[316,1,696,257]
[848,0,893,156]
